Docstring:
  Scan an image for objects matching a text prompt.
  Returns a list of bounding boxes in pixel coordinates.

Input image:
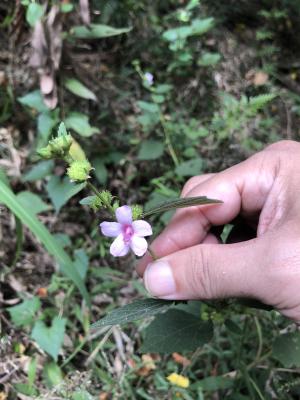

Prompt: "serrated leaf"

[32,317,66,361]
[143,196,222,217]
[0,180,90,305]
[91,298,173,329]
[273,332,300,367]
[72,23,131,39]
[46,176,86,213]
[17,191,51,214]
[7,297,41,327]
[64,79,97,101]
[141,309,213,353]
[138,140,164,161]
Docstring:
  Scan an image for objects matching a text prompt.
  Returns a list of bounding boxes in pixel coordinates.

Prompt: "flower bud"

[67,160,92,182]
[99,190,113,206]
[37,134,73,160]
[37,147,53,159]
[131,204,143,220]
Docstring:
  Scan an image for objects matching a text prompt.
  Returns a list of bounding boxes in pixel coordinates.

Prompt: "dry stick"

[85,326,114,366]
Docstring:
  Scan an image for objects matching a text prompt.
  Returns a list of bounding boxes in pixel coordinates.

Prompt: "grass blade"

[0,181,90,306]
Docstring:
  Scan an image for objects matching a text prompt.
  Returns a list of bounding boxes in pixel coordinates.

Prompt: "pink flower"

[100,205,152,257]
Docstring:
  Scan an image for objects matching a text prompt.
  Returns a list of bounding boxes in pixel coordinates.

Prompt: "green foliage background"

[1,0,300,399]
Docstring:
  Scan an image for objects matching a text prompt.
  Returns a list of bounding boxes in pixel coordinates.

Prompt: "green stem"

[87,181,101,197]
[159,112,179,167]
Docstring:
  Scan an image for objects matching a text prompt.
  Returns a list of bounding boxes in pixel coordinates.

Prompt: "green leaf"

[163,18,214,42]
[249,93,277,113]
[17,191,51,214]
[143,196,222,217]
[79,196,97,206]
[43,362,63,388]
[198,52,221,67]
[175,158,203,177]
[0,167,9,186]
[273,332,300,367]
[37,113,58,147]
[26,3,44,27]
[46,176,86,213]
[64,79,97,101]
[191,376,234,391]
[65,112,100,137]
[91,298,173,329]
[13,383,38,397]
[138,140,164,161]
[7,297,41,327]
[73,248,89,280]
[18,90,48,113]
[141,309,213,353]
[72,390,95,400]
[71,23,132,39]
[137,101,160,114]
[92,157,108,185]
[32,317,66,361]
[0,180,90,305]
[22,160,54,182]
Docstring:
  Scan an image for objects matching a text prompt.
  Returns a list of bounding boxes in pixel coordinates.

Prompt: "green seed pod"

[67,160,92,182]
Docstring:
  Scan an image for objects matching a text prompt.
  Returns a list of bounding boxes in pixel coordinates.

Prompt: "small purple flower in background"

[100,205,152,257]
[144,72,154,86]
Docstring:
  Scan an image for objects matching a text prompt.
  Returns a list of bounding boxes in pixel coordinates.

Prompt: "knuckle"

[264,139,300,153]
[188,246,216,299]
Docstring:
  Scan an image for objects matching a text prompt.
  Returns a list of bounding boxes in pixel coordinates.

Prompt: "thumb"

[143,239,270,301]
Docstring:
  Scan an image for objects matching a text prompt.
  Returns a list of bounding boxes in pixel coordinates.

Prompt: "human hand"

[137,140,300,322]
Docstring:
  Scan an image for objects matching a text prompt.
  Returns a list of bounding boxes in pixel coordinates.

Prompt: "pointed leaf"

[91,298,173,329]
[72,23,131,39]
[46,176,86,213]
[64,79,97,101]
[143,196,222,217]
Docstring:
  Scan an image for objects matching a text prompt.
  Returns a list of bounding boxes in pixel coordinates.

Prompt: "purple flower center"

[123,224,134,243]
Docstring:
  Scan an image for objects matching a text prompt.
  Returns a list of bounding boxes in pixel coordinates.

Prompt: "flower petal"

[130,235,148,257]
[132,220,153,237]
[100,222,122,237]
[110,234,130,257]
[115,205,132,225]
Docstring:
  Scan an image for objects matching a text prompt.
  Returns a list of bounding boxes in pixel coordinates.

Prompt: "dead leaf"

[253,71,268,86]
[136,354,156,377]
[29,6,62,109]
[172,352,191,367]
[99,393,109,400]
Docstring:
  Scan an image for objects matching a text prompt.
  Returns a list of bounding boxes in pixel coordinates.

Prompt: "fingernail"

[144,261,176,297]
